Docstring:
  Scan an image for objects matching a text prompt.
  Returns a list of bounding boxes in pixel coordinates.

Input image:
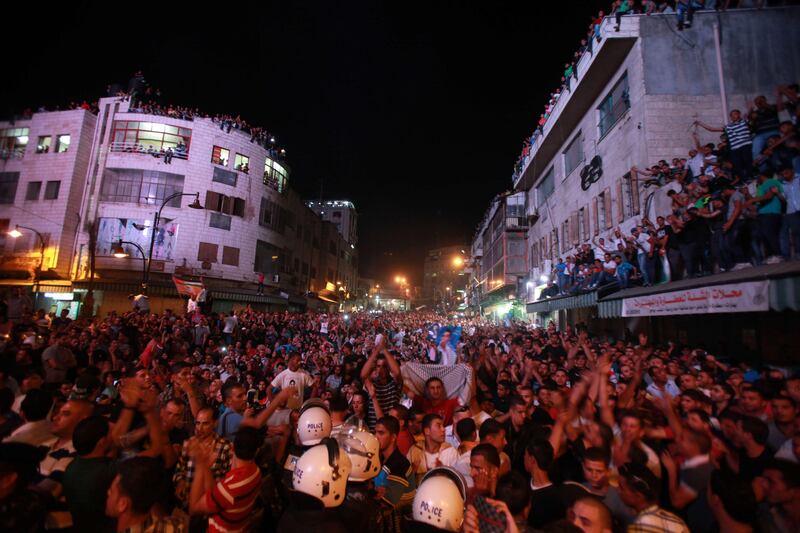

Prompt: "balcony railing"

[109,141,189,160]
[0,148,25,160]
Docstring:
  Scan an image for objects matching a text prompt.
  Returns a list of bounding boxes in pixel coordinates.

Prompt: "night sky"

[3,1,606,283]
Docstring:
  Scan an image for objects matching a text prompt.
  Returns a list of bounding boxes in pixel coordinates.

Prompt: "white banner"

[621,281,769,317]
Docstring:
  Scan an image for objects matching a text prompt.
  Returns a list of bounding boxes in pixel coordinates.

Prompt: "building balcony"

[109,141,189,161]
[513,15,639,191]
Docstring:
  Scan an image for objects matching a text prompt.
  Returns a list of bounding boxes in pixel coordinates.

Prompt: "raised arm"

[360,340,383,382]
[382,346,403,386]
[693,120,724,133]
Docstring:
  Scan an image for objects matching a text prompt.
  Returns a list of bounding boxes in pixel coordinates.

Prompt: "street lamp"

[7,225,46,302]
[452,256,464,268]
[112,240,147,291]
[143,192,202,293]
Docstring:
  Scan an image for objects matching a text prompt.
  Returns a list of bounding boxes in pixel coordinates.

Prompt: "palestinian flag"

[172,275,204,298]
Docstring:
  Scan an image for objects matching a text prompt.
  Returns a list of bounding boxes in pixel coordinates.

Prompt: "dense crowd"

[511,1,796,184]
[0,291,798,533]
[4,72,286,158]
[544,87,799,297]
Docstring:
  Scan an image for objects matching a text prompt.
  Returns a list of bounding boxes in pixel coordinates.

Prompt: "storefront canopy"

[598,262,800,318]
[527,291,598,314]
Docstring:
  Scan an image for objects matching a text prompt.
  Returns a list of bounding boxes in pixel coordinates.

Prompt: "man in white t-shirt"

[222,311,238,346]
[631,226,655,286]
[406,413,458,485]
[269,352,314,410]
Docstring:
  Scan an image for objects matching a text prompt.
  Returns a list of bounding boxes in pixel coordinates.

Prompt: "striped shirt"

[724,119,752,150]
[205,462,262,533]
[366,378,400,430]
[627,505,689,533]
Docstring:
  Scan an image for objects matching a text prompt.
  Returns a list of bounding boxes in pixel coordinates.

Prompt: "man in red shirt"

[412,377,461,427]
[189,426,263,533]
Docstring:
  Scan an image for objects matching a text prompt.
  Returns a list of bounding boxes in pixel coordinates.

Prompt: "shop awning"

[527,291,598,314]
[213,291,286,305]
[598,262,800,318]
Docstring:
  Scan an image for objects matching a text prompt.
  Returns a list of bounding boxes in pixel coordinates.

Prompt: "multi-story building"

[0,96,358,315]
[498,7,800,359]
[421,245,468,309]
[467,192,529,319]
[0,109,97,315]
[306,200,358,246]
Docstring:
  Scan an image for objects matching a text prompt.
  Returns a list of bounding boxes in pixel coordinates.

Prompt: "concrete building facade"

[0,96,358,315]
[516,8,800,308]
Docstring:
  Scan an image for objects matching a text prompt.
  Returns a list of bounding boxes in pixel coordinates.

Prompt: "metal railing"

[109,141,189,160]
[0,148,25,160]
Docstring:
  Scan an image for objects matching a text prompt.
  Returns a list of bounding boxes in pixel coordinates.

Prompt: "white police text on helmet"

[420,500,444,518]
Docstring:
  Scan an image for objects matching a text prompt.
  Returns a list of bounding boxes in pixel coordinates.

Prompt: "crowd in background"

[511,0,797,184]
[1,291,799,532]
[541,85,799,297]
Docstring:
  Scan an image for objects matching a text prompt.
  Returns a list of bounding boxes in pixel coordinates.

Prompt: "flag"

[172,275,204,298]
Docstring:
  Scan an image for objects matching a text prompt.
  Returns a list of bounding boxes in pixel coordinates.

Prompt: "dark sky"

[3,1,605,284]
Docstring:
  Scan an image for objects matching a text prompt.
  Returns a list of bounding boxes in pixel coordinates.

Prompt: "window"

[264,157,288,193]
[111,121,191,156]
[506,192,526,218]
[222,246,240,266]
[254,240,281,274]
[233,198,245,217]
[0,219,7,249]
[578,207,586,242]
[212,167,237,187]
[234,153,249,173]
[333,211,342,219]
[36,136,51,154]
[56,135,71,153]
[209,212,232,230]
[211,146,229,166]
[25,181,42,201]
[598,72,630,138]
[563,133,584,177]
[206,191,245,218]
[197,242,218,263]
[100,168,185,206]
[0,128,29,158]
[536,167,555,208]
[44,180,60,200]
[622,174,637,219]
[0,172,20,204]
[598,191,608,230]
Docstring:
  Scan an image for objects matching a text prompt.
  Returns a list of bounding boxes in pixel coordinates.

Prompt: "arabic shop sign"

[621,281,769,317]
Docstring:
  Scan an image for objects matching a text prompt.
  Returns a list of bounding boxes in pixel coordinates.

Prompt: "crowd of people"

[540,85,799,296]
[510,1,794,185]
[119,71,285,155]
[0,293,798,533]
[4,72,287,160]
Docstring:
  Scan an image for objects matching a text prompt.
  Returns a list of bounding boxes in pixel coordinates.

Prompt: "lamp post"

[7,224,46,305]
[143,192,203,293]
[112,240,147,291]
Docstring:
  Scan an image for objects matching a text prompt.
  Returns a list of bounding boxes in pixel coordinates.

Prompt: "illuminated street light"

[7,227,22,239]
[452,256,464,267]
[112,240,147,290]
